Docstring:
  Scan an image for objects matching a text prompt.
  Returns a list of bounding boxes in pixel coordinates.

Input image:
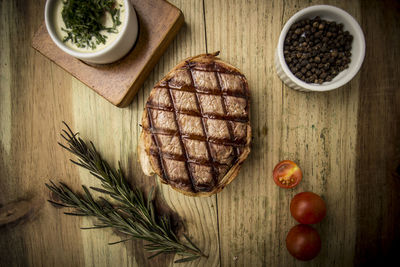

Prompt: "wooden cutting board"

[32,0,184,107]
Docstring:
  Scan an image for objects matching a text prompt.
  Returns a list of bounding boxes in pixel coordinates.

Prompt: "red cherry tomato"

[290,192,327,224]
[273,160,302,189]
[286,224,321,261]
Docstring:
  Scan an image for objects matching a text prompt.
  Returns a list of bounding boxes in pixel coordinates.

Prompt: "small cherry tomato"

[286,224,321,261]
[273,160,302,189]
[290,192,327,224]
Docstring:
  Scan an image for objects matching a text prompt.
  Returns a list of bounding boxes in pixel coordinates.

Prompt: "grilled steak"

[139,52,251,196]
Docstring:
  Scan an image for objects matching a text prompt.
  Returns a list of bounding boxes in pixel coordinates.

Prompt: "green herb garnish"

[45,122,207,263]
[61,0,122,49]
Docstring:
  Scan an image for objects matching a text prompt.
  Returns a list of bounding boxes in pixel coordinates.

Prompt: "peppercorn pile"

[283,16,353,84]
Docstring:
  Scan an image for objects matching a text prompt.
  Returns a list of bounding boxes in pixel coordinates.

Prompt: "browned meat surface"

[139,52,251,196]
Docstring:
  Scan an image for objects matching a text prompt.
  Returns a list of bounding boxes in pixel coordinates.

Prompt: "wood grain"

[1,0,400,266]
[204,1,286,265]
[149,1,220,265]
[203,0,396,265]
[1,0,86,266]
[356,0,400,265]
[32,0,184,107]
[66,0,219,266]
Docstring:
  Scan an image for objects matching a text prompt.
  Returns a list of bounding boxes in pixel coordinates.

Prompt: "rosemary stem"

[46,122,205,263]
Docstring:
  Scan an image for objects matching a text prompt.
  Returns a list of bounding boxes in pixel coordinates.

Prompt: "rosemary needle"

[45,122,206,263]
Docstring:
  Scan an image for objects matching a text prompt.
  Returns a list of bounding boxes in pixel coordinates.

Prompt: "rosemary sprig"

[61,0,122,49]
[45,122,206,263]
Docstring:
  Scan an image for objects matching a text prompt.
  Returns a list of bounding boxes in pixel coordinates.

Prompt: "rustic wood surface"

[32,0,184,107]
[1,0,399,266]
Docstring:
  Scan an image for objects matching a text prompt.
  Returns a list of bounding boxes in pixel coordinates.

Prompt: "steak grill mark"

[146,106,170,182]
[166,79,197,192]
[188,65,218,189]
[146,104,249,123]
[145,61,249,192]
[215,70,240,160]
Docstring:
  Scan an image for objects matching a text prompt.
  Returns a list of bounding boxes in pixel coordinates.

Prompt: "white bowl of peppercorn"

[45,0,138,64]
[275,5,365,92]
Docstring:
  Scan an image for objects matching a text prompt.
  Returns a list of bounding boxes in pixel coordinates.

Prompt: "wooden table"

[1,0,399,266]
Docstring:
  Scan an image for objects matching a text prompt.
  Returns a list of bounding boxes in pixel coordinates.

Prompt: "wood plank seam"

[201,0,222,265]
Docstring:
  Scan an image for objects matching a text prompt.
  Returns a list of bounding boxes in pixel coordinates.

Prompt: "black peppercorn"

[283,16,354,84]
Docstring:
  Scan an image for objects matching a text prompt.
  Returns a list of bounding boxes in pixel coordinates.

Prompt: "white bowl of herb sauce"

[45,0,138,64]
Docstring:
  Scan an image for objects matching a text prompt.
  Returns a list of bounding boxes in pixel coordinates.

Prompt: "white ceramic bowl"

[45,0,138,64]
[275,5,365,92]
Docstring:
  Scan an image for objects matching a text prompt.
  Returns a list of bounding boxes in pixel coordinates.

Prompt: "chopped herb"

[61,0,122,49]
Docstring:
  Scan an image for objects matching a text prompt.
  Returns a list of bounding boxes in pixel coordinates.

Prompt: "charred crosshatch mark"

[143,55,250,194]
